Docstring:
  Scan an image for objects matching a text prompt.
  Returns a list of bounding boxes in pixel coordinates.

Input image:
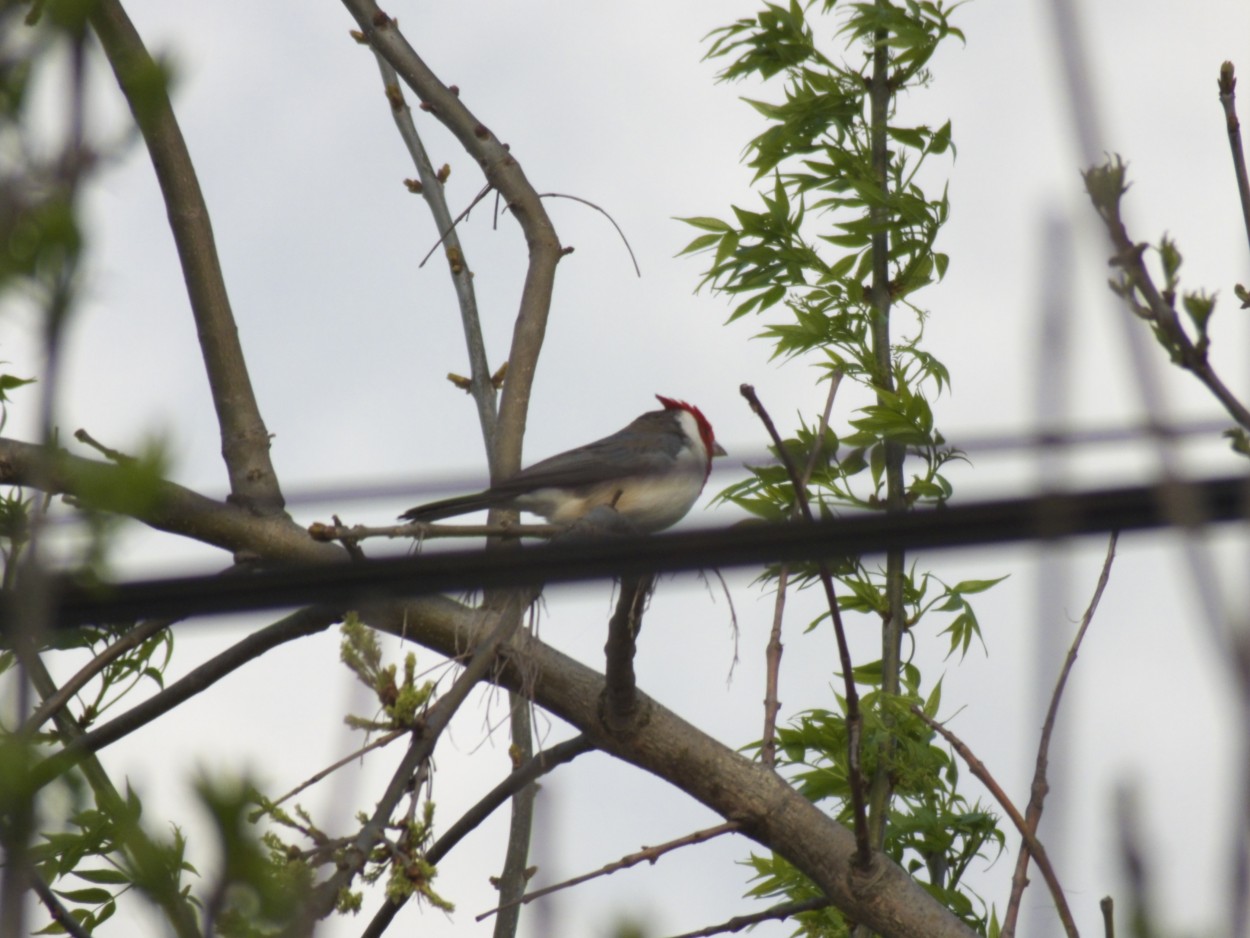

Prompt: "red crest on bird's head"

[656,395,720,467]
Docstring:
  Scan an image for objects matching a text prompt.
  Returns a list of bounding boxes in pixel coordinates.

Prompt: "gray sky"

[7,1,1250,936]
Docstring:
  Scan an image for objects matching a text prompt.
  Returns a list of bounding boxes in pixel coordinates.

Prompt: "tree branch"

[1217,62,1250,257]
[0,437,338,561]
[665,896,831,938]
[479,821,740,923]
[602,574,655,735]
[338,0,562,480]
[21,617,176,734]
[910,707,1078,938]
[363,599,979,938]
[301,594,528,924]
[1083,159,1250,431]
[366,49,499,469]
[739,384,872,870]
[1002,533,1117,938]
[88,0,285,515]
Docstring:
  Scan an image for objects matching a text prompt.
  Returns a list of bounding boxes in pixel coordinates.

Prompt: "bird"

[400,395,726,533]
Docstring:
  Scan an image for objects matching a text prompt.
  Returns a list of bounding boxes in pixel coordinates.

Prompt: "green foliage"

[340,614,436,731]
[688,2,1005,933]
[198,776,311,938]
[25,779,201,935]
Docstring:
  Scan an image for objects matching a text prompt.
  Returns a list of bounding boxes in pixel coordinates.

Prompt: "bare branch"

[911,707,1078,938]
[739,383,872,870]
[492,696,536,938]
[270,728,407,810]
[88,0,284,515]
[0,437,338,562]
[478,822,740,923]
[340,0,562,479]
[665,896,831,938]
[1100,896,1114,938]
[1003,533,1117,937]
[368,51,499,465]
[761,372,843,767]
[1217,62,1250,257]
[307,518,562,543]
[535,192,641,277]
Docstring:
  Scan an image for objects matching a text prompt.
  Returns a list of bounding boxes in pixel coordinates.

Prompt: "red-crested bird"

[400,396,726,533]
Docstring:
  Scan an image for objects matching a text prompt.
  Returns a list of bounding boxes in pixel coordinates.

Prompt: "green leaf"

[53,887,114,904]
[71,868,130,885]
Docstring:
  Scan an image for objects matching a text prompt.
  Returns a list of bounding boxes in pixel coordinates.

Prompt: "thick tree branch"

[363,600,979,938]
[0,437,338,561]
[602,574,654,735]
[88,0,285,515]
[339,0,562,480]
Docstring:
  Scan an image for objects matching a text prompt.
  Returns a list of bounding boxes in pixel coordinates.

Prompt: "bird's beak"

[712,442,728,457]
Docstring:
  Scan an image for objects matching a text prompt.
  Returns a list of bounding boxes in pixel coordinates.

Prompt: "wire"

[5,474,1246,632]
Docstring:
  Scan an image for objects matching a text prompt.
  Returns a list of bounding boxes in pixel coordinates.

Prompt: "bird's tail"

[398,490,509,523]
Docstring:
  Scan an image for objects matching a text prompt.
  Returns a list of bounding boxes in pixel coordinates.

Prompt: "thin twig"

[492,694,536,938]
[30,869,93,938]
[270,728,406,809]
[760,564,788,768]
[911,707,1079,938]
[1083,160,1250,431]
[534,192,640,277]
[740,384,872,870]
[1218,62,1250,257]
[72,428,135,464]
[1115,787,1153,938]
[417,183,493,267]
[361,735,593,938]
[307,519,562,543]
[664,896,831,938]
[477,821,740,922]
[369,46,499,464]
[761,373,843,767]
[1100,895,1114,938]
[22,617,176,733]
[341,0,561,489]
[1003,532,1117,937]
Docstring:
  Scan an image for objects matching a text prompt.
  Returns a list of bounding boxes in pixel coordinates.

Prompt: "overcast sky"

[8,1,1250,936]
